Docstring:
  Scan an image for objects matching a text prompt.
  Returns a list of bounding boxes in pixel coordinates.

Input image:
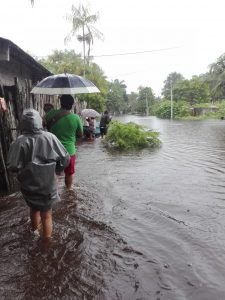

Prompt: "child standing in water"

[7,109,70,243]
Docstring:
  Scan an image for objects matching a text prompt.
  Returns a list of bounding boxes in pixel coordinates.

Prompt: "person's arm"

[106,115,111,125]
[7,140,26,172]
[77,130,83,138]
[51,136,70,171]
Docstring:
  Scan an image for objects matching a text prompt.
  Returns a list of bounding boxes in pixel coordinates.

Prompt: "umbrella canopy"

[31,73,100,95]
[81,108,100,118]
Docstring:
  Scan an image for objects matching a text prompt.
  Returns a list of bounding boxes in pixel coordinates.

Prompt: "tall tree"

[78,62,108,112]
[171,76,211,105]
[209,54,225,100]
[162,72,184,99]
[65,4,103,76]
[106,79,128,114]
[37,50,108,112]
[38,50,83,75]
[127,92,139,114]
[137,86,155,115]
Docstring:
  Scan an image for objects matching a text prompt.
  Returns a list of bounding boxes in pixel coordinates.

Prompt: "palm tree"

[65,4,103,77]
[209,54,225,99]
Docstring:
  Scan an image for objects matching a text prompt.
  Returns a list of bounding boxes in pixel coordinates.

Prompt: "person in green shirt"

[46,95,83,190]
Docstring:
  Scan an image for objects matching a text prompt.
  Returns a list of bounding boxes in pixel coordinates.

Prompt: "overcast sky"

[1,0,225,95]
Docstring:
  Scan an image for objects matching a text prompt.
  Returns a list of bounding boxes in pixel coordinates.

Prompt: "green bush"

[217,101,225,117]
[106,120,161,150]
[155,100,190,119]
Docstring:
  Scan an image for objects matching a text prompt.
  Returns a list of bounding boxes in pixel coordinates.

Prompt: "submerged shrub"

[106,120,161,150]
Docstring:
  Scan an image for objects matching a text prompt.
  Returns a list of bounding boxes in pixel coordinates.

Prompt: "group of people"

[6,95,112,245]
[83,116,96,140]
[83,110,111,140]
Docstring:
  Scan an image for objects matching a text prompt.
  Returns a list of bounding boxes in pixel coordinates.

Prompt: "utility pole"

[170,82,173,120]
[82,25,86,77]
[146,93,149,116]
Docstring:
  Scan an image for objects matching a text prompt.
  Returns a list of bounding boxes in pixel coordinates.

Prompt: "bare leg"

[30,209,41,231]
[40,209,52,239]
[65,174,73,190]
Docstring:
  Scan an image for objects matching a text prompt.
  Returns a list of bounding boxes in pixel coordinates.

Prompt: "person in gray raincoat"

[7,108,70,241]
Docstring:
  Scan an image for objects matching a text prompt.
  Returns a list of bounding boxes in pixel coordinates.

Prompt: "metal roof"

[0,37,52,80]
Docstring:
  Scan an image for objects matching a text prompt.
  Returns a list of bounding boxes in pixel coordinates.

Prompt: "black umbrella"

[31,73,100,95]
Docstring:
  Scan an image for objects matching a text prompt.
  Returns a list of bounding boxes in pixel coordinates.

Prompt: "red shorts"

[64,155,76,176]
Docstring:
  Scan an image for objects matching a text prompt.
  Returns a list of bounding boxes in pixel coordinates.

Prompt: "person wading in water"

[7,109,70,243]
[46,95,83,190]
[100,110,111,139]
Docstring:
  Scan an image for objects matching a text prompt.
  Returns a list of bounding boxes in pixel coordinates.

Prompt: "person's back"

[45,94,83,190]
[100,113,110,127]
[7,108,70,242]
[46,109,82,155]
[100,111,111,138]
[88,117,95,140]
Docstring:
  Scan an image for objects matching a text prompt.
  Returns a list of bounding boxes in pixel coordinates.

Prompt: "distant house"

[0,37,54,194]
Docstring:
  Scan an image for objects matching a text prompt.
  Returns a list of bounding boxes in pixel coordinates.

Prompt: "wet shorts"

[64,155,76,176]
[100,127,107,136]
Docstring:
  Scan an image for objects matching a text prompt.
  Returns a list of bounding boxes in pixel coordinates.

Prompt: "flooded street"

[1,115,225,299]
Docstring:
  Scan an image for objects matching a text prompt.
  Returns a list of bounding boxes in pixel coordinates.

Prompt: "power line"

[36,45,180,59]
[92,46,181,58]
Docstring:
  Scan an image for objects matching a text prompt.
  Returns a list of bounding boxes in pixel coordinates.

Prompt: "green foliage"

[127,92,139,114]
[193,102,213,108]
[126,86,156,115]
[168,77,211,105]
[161,73,211,106]
[162,72,184,99]
[38,50,83,75]
[106,79,128,114]
[106,120,161,150]
[209,54,225,100]
[154,100,190,119]
[136,86,155,114]
[154,101,171,119]
[216,101,225,117]
[38,50,108,111]
[78,63,108,111]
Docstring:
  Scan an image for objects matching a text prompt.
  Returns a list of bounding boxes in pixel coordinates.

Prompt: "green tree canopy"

[78,63,108,112]
[209,53,225,100]
[171,76,211,105]
[127,92,139,114]
[38,50,83,75]
[106,79,128,114]
[162,72,184,99]
[136,86,155,115]
[38,50,108,112]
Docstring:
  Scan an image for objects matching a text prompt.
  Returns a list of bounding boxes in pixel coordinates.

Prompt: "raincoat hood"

[20,109,43,133]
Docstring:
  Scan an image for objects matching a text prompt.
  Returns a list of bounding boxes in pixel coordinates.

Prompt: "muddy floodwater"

[1,115,225,299]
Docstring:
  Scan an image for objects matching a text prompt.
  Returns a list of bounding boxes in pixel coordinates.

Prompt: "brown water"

[1,115,225,299]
